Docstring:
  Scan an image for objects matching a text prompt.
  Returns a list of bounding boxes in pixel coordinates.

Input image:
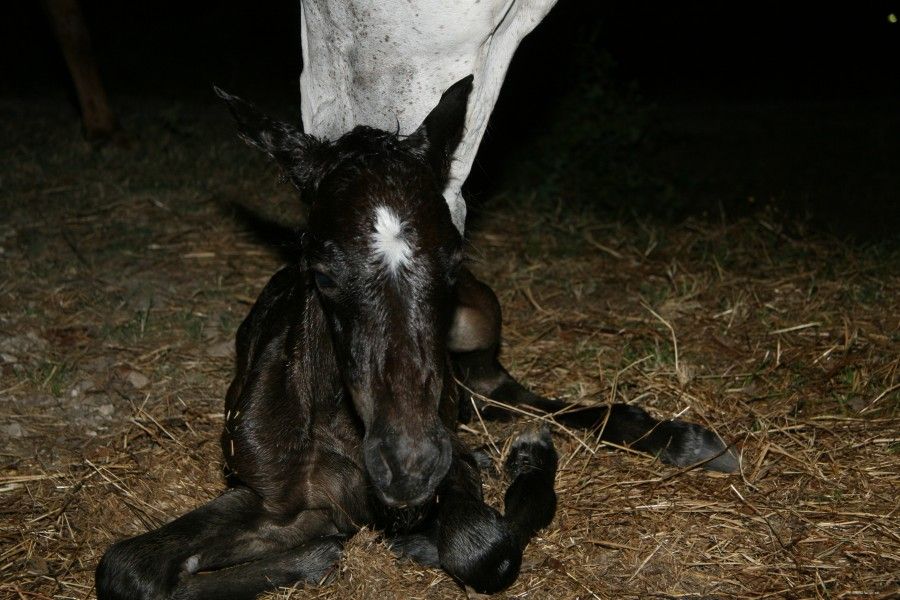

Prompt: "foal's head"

[217,77,473,507]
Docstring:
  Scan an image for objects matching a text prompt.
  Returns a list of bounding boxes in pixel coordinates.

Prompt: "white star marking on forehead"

[371,206,412,272]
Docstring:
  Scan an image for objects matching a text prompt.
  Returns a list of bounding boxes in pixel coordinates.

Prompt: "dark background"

[3,1,899,240]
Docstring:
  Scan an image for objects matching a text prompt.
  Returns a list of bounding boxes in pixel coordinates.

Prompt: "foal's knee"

[95,543,125,600]
[96,536,176,600]
[448,269,502,353]
[437,500,521,594]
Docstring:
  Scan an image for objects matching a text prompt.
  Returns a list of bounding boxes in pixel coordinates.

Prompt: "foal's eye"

[313,271,337,291]
[447,261,463,287]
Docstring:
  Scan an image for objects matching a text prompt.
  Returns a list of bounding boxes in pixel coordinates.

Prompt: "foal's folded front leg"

[170,536,345,600]
[392,429,558,594]
[96,486,344,600]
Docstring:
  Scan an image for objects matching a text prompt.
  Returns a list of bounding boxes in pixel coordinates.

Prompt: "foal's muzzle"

[363,428,452,507]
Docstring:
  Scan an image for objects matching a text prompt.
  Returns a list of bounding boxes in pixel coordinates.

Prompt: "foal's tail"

[459,357,740,473]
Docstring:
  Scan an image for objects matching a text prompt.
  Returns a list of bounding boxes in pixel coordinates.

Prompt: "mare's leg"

[96,486,342,600]
[391,428,558,594]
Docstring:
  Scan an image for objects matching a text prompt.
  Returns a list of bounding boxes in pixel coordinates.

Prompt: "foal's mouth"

[375,486,438,509]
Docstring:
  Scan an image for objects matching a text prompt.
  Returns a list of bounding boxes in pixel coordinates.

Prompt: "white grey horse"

[299,0,559,232]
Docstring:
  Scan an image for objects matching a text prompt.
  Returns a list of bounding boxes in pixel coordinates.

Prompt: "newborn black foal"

[97,74,737,600]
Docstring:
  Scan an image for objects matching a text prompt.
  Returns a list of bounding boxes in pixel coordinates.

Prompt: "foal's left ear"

[213,86,326,191]
[405,75,474,182]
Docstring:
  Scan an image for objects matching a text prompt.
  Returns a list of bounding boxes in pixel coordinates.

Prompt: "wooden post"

[44,0,118,140]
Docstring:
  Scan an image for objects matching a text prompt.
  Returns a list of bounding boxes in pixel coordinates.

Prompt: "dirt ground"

[1,95,898,600]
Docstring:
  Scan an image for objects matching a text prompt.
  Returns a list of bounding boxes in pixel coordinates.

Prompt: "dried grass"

[1,97,898,599]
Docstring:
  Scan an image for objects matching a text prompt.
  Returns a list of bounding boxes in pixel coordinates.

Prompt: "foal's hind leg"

[449,268,548,419]
[391,430,558,594]
[449,269,739,472]
[96,486,342,600]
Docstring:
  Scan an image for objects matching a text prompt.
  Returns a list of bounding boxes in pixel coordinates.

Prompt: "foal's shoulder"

[234,264,310,360]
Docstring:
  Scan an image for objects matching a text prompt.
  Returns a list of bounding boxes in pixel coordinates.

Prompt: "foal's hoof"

[299,536,345,585]
[503,425,558,537]
[663,421,741,473]
[505,425,557,480]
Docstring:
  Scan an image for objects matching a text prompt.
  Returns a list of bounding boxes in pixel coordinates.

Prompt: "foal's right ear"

[213,86,325,191]
[405,75,474,183]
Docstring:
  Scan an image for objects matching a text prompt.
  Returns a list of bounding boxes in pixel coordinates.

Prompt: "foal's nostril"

[374,445,394,487]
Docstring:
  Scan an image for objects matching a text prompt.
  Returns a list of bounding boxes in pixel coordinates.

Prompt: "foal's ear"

[406,75,474,182]
[213,86,325,191]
